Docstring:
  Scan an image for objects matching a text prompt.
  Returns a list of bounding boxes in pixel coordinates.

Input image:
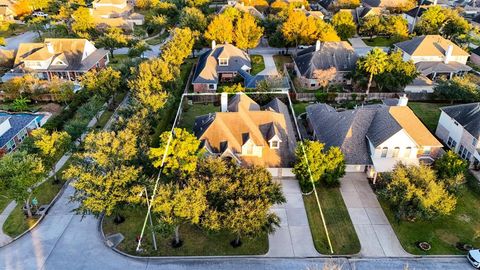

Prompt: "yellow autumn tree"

[204,14,234,43]
[234,13,264,51]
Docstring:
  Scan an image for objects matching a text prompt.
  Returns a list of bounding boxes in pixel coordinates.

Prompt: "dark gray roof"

[192,44,251,84]
[294,42,358,79]
[415,61,472,76]
[405,6,426,17]
[382,98,399,106]
[306,103,379,165]
[472,46,480,56]
[441,103,480,138]
[366,106,402,147]
[0,113,37,147]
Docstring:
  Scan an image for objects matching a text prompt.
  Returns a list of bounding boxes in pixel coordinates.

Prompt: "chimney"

[397,94,408,106]
[315,40,321,52]
[45,42,54,54]
[212,40,216,50]
[301,4,305,9]
[221,93,228,112]
[444,45,453,64]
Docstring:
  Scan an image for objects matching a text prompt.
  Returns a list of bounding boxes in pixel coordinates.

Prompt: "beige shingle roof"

[395,35,470,57]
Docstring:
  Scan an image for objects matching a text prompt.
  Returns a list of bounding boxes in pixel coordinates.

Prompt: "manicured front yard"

[178,104,219,130]
[408,102,449,133]
[380,173,480,255]
[292,102,310,116]
[102,206,269,256]
[303,187,361,255]
[362,37,403,47]
[250,55,265,75]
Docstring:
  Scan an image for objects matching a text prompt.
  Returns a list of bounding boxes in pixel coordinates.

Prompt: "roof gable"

[394,35,469,57]
[441,103,480,138]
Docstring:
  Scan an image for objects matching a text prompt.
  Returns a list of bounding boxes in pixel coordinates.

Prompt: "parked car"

[297,45,311,49]
[468,249,480,268]
[33,11,48,17]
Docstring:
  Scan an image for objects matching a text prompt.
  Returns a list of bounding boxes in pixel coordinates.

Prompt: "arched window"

[381,147,388,158]
[404,147,412,158]
[392,147,400,158]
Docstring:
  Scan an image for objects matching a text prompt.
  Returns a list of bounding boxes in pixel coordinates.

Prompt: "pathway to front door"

[339,173,411,257]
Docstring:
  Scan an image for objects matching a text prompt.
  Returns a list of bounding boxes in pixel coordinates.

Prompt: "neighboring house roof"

[415,61,472,76]
[192,44,251,84]
[219,2,264,19]
[193,94,296,167]
[440,103,480,138]
[91,5,132,17]
[306,103,441,164]
[95,17,133,30]
[362,0,412,7]
[94,0,127,5]
[472,46,480,56]
[294,41,358,79]
[404,6,427,17]
[0,113,37,148]
[13,39,108,72]
[394,35,470,57]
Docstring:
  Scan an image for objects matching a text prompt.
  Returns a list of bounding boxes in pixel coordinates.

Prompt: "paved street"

[268,178,318,257]
[1,31,36,50]
[340,173,410,257]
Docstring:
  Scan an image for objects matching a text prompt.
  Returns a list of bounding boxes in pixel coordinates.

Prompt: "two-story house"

[436,103,480,166]
[192,42,251,93]
[394,35,471,80]
[193,93,296,167]
[0,0,15,22]
[306,96,443,178]
[2,39,109,82]
[0,112,46,157]
[293,41,358,89]
[90,0,144,31]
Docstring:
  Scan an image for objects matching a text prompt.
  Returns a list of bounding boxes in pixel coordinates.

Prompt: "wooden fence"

[293,92,432,102]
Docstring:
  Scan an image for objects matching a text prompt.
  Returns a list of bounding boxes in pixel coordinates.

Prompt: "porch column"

[449,72,453,79]
[373,172,378,185]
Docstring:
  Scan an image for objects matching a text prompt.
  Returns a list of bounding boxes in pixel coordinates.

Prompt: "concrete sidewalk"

[0,201,17,246]
[340,173,410,257]
[267,178,319,257]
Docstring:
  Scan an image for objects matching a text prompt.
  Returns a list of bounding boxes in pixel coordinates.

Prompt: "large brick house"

[2,39,109,82]
[293,41,358,90]
[192,42,251,93]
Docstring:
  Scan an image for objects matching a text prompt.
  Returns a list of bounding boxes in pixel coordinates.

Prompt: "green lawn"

[292,102,310,116]
[108,54,131,70]
[250,55,265,75]
[177,104,219,131]
[408,102,449,133]
[102,206,268,256]
[380,173,480,255]
[303,187,361,255]
[0,195,11,214]
[95,110,114,130]
[362,37,403,47]
[3,177,66,237]
[273,55,293,75]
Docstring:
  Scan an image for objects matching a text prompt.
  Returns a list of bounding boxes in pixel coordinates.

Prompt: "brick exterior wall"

[193,83,216,93]
[471,53,480,66]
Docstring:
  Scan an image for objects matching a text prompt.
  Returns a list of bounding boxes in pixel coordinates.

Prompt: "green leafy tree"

[234,13,264,51]
[434,76,480,102]
[204,14,234,44]
[96,27,129,58]
[48,76,75,105]
[11,97,31,111]
[331,11,356,40]
[30,128,71,182]
[434,150,468,192]
[146,14,168,33]
[128,40,150,58]
[65,129,143,217]
[28,16,48,39]
[0,152,46,217]
[152,178,207,246]
[442,9,471,42]
[374,51,418,91]
[185,0,210,7]
[179,7,207,32]
[149,128,202,179]
[81,67,122,102]
[357,48,388,95]
[360,15,384,38]
[0,74,39,100]
[381,164,457,220]
[293,140,346,192]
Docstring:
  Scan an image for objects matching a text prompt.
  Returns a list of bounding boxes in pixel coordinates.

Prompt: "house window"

[310,83,316,87]
[392,147,400,158]
[459,145,471,160]
[473,138,478,147]
[246,145,253,155]
[208,84,215,90]
[404,147,412,158]
[6,140,16,152]
[447,136,457,148]
[219,58,228,66]
[270,140,279,149]
[381,147,388,158]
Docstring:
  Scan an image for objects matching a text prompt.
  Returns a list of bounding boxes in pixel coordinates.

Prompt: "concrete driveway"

[257,54,279,76]
[340,173,410,257]
[268,177,319,257]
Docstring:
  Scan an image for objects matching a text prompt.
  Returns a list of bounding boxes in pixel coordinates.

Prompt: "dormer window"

[219,58,229,66]
[270,140,279,149]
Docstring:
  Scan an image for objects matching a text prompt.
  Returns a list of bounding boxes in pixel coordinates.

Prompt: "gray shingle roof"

[294,42,358,79]
[441,103,480,138]
[0,113,37,147]
[366,106,402,147]
[415,61,472,76]
[192,44,251,84]
[306,103,379,165]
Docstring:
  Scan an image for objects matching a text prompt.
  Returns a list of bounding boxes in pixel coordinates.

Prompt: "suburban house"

[1,39,109,82]
[0,0,15,22]
[402,6,427,31]
[436,103,480,165]
[306,96,443,178]
[293,41,358,89]
[362,0,415,10]
[90,0,144,32]
[219,1,265,19]
[192,42,251,92]
[295,6,324,20]
[0,113,46,157]
[394,35,471,80]
[193,93,296,167]
[403,74,434,93]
